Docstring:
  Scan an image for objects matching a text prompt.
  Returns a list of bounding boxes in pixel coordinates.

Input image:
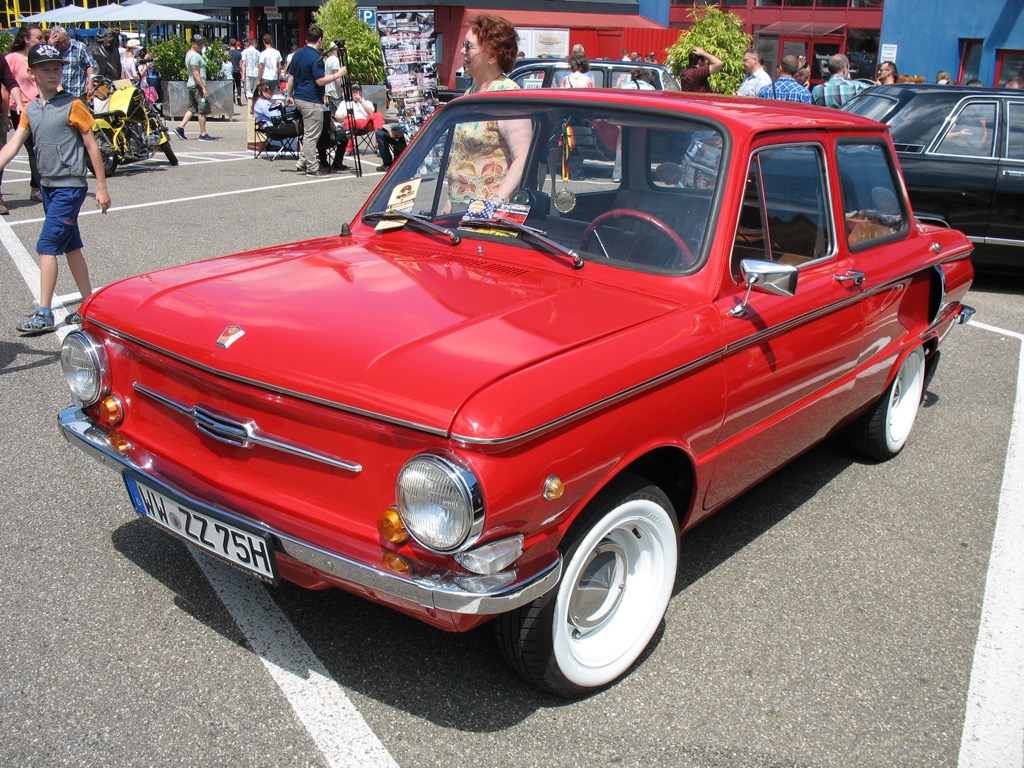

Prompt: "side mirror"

[730,259,799,317]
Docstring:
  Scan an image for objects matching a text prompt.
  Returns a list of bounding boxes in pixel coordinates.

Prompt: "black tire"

[495,473,678,697]
[850,346,926,461]
[162,141,178,166]
[102,155,118,177]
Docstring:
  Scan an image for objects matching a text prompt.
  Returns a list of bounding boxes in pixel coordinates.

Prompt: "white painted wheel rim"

[552,498,677,688]
[886,347,926,452]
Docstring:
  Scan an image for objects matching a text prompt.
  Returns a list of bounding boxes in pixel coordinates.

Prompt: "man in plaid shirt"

[757,55,811,104]
[47,26,97,98]
[812,54,870,109]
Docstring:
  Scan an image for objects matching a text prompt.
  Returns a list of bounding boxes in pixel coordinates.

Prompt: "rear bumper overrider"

[58,406,561,615]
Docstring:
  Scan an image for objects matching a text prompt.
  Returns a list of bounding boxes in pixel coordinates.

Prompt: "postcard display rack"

[376,10,438,138]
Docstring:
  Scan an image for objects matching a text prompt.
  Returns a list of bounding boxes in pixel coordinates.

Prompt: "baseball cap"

[28,43,68,67]
[192,34,204,43]
[351,83,362,91]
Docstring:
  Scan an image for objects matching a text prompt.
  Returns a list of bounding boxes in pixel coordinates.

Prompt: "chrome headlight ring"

[396,453,485,553]
[60,331,110,406]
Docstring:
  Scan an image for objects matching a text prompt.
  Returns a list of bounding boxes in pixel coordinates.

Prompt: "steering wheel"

[581,208,693,268]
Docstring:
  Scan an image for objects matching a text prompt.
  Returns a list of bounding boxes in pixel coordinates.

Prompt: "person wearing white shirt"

[738,50,772,97]
[257,34,283,93]
[323,41,343,111]
[241,37,260,100]
[333,83,384,155]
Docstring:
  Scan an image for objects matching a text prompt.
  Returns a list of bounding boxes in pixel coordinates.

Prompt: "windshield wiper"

[458,218,584,270]
[363,211,461,245]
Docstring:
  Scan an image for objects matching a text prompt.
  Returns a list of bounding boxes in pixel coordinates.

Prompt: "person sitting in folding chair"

[335,84,383,156]
[252,82,299,159]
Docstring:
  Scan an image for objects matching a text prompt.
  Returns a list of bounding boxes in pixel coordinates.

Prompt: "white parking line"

[4,170,381,227]
[193,555,399,768]
[958,321,1024,768]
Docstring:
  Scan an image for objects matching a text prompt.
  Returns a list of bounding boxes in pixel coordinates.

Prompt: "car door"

[704,138,863,512]
[987,97,1024,269]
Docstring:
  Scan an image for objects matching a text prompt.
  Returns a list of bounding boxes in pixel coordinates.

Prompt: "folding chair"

[253,111,300,160]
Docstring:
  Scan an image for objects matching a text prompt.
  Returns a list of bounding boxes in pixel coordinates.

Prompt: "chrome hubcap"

[568,538,628,637]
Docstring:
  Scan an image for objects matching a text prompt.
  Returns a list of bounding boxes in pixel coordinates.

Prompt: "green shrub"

[150,35,227,82]
[314,0,386,85]
[666,4,749,95]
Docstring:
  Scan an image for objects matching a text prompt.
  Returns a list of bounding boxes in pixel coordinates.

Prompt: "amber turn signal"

[378,506,409,544]
[98,395,124,426]
[381,551,412,576]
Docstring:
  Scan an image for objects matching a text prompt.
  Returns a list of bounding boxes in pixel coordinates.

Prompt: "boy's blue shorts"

[37,186,87,256]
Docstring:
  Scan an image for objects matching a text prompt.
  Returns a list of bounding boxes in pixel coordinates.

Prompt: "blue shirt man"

[812,54,870,108]
[47,26,97,98]
[286,25,346,176]
[758,54,811,104]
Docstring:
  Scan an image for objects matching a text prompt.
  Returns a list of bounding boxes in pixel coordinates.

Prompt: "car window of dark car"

[835,141,908,250]
[513,70,546,90]
[934,101,998,158]
[1008,102,1024,160]
[732,144,833,274]
[844,92,899,123]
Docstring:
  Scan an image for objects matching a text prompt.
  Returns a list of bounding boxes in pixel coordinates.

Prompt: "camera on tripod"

[333,39,346,54]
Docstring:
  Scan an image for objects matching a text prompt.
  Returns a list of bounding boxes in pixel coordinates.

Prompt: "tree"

[314,0,386,85]
[665,4,749,95]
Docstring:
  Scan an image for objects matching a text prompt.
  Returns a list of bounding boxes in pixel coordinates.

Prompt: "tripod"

[333,40,362,177]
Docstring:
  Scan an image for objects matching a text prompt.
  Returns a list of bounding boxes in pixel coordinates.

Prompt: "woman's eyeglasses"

[462,40,477,52]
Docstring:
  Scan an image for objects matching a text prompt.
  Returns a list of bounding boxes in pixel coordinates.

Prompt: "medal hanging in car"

[554,121,577,213]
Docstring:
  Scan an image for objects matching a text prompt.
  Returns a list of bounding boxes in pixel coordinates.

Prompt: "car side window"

[934,102,997,157]
[836,141,908,250]
[731,145,832,274]
[514,70,545,90]
[1008,102,1024,160]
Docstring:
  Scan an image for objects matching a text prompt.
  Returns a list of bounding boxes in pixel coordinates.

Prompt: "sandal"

[30,189,42,203]
[66,311,83,326]
[16,307,55,335]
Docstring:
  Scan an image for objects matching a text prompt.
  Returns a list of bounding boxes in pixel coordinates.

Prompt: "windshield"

[363,100,725,274]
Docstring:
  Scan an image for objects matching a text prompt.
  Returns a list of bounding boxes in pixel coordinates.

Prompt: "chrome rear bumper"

[58,406,561,615]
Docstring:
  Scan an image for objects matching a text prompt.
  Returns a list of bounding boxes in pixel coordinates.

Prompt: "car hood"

[87,236,680,436]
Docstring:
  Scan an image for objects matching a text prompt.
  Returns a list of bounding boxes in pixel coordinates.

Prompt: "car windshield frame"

[361,96,730,276]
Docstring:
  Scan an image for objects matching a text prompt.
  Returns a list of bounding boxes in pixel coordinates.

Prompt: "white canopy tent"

[16,2,213,24]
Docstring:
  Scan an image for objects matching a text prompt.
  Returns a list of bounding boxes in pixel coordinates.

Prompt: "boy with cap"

[0,43,111,335]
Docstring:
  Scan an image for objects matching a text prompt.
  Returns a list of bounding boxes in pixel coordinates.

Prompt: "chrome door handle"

[835,270,866,286]
[1003,169,1024,177]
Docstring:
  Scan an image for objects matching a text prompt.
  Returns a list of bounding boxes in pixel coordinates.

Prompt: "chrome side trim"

[90,319,451,439]
[134,383,363,473]
[967,236,1024,249]
[58,406,561,615]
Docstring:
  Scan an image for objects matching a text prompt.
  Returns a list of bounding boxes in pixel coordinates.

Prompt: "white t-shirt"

[258,47,282,81]
[336,98,371,122]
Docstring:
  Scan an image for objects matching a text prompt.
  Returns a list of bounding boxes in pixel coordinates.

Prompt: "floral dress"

[447,77,520,203]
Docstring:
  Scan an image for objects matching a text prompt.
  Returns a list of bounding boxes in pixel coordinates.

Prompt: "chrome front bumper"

[58,406,561,615]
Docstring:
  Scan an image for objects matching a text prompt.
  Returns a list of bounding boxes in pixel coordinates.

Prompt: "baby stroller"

[254,101,300,160]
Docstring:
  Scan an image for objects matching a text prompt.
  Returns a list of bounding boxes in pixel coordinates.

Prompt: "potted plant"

[150,35,233,118]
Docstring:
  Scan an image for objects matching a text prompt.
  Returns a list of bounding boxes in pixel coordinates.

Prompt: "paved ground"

[0,113,1022,768]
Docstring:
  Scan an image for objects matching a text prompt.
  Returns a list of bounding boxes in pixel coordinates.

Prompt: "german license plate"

[125,477,277,582]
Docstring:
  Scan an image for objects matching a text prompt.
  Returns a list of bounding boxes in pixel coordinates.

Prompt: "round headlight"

[60,331,109,406]
[396,454,483,553]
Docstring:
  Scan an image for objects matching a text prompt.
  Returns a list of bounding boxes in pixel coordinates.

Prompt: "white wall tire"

[496,475,678,697]
[851,346,926,460]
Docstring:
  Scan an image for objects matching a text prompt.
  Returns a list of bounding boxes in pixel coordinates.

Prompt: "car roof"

[512,58,671,72]
[450,87,886,137]
[864,83,1024,98]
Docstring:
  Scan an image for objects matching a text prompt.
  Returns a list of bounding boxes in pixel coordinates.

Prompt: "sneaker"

[198,134,219,142]
[66,311,83,326]
[295,161,307,172]
[16,307,55,335]
[30,189,42,202]
[173,127,187,140]
[375,164,391,172]
[305,167,330,177]
[0,197,8,216]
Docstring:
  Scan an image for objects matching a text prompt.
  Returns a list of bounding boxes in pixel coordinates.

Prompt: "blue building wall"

[881,0,1024,84]
[639,0,668,28]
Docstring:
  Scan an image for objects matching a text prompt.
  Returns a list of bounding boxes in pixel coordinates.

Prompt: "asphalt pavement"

[1,114,1022,768]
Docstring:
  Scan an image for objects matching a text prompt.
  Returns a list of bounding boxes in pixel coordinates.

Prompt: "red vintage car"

[59,89,974,697]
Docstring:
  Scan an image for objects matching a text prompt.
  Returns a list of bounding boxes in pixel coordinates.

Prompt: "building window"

[996,50,1024,86]
[958,39,983,85]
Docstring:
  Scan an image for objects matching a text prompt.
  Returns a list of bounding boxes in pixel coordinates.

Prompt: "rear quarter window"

[835,141,907,250]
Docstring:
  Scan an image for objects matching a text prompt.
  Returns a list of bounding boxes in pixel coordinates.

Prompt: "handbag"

[142,86,158,104]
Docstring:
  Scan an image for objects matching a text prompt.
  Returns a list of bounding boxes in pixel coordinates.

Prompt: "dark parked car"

[510,58,681,91]
[844,83,1024,273]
